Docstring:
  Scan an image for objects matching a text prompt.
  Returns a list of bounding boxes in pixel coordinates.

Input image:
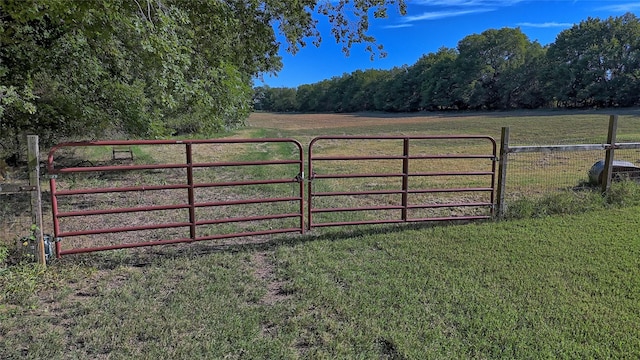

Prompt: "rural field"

[1,110,640,359]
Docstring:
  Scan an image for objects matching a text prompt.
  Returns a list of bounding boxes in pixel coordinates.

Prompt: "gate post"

[601,115,618,194]
[28,135,46,265]
[496,127,510,219]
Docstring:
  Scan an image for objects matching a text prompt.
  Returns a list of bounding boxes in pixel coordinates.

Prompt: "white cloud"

[403,8,494,22]
[399,0,523,24]
[383,24,414,29]
[596,3,640,12]
[382,0,522,28]
[411,0,523,6]
[517,22,575,28]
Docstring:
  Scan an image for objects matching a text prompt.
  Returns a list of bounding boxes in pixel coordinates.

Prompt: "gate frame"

[307,135,497,229]
[48,138,305,257]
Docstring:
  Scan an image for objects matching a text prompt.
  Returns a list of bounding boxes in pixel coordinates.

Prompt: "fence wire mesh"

[505,150,602,200]
[0,166,39,246]
[504,115,640,208]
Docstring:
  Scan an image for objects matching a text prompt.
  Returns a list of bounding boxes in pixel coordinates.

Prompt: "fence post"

[27,135,46,266]
[495,127,510,219]
[601,115,618,194]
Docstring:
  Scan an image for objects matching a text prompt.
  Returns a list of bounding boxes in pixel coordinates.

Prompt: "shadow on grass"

[50,219,481,271]
[349,107,640,119]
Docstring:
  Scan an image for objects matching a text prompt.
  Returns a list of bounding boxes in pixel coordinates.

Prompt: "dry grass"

[247,112,455,131]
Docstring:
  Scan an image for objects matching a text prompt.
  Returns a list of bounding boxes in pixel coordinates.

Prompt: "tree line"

[254,13,640,113]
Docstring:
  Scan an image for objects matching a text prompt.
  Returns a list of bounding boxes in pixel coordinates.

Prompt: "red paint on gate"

[307,135,497,229]
[48,139,305,258]
[47,135,497,258]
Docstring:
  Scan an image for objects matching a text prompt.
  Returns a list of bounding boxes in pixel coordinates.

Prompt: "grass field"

[2,109,640,358]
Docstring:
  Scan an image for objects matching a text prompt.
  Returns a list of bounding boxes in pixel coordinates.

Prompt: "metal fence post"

[496,127,510,219]
[27,135,46,266]
[602,115,618,194]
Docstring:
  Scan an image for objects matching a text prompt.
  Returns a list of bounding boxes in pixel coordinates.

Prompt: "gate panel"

[307,136,497,229]
[48,139,304,257]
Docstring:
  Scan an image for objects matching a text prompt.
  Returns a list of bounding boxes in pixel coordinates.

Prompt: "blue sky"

[257,0,640,88]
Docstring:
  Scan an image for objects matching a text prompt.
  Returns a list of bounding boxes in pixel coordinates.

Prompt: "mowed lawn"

[2,207,639,359]
[1,110,640,359]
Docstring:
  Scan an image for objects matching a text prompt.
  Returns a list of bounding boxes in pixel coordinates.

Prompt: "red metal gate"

[307,135,497,229]
[48,139,304,257]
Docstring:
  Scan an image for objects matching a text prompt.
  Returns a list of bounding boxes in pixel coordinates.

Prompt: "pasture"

[1,110,640,359]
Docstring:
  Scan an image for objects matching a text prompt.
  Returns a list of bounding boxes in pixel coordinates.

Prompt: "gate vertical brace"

[298,144,305,234]
[50,173,62,258]
[186,143,196,241]
[401,138,410,221]
[496,127,510,219]
[307,146,313,231]
[602,115,618,194]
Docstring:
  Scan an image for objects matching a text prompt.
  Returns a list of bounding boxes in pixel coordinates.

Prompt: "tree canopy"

[0,0,406,153]
[255,13,640,113]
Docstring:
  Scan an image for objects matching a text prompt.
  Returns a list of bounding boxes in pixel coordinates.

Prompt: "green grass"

[276,211,640,358]
[2,206,639,358]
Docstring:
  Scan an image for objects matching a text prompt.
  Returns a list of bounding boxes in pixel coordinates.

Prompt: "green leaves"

[257,12,640,113]
[547,13,640,108]
[1,0,407,151]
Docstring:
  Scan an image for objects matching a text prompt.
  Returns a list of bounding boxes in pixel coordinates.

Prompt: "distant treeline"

[254,13,640,113]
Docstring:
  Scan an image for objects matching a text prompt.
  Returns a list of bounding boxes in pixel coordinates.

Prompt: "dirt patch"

[252,251,290,305]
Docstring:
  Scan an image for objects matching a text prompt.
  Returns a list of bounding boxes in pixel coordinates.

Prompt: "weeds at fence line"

[503,180,640,220]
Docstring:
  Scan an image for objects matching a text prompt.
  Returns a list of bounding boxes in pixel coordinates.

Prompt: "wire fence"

[499,115,640,214]
[504,150,602,198]
[0,168,40,246]
[1,135,48,262]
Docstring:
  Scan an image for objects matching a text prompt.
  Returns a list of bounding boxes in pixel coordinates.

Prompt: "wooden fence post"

[28,135,46,266]
[601,115,618,194]
[496,127,510,219]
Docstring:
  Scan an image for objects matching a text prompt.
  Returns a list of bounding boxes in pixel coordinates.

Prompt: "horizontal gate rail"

[308,135,497,229]
[54,184,192,195]
[48,139,304,257]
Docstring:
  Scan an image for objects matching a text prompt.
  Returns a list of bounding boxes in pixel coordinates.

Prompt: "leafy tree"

[255,13,640,114]
[270,87,298,112]
[0,0,407,155]
[419,47,458,110]
[510,41,548,109]
[295,84,320,112]
[371,66,401,111]
[454,28,531,110]
[343,69,385,111]
[546,13,640,108]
